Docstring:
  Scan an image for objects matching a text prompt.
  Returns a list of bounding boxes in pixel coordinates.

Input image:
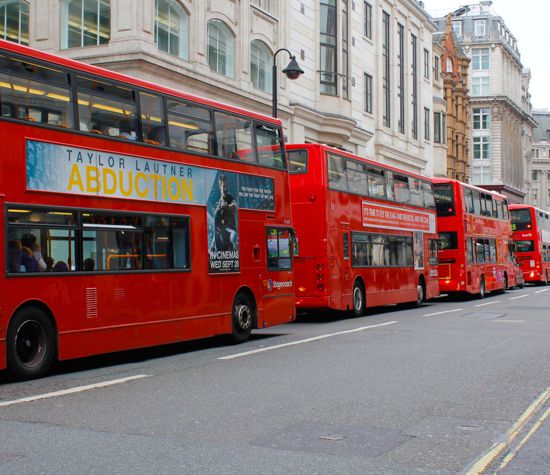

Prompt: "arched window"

[250,40,272,92]
[61,0,110,49]
[155,0,188,60]
[0,0,29,45]
[208,20,234,78]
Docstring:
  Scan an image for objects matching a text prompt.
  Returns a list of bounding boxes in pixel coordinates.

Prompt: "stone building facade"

[1,0,438,175]
[435,0,535,203]
[530,111,550,211]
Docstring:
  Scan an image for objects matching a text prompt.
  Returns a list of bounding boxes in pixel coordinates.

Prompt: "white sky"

[422,0,549,110]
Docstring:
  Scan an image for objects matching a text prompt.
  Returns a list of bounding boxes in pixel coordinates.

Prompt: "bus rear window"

[433,184,455,216]
[514,240,535,253]
[511,208,533,231]
[438,232,458,250]
[288,150,308,174]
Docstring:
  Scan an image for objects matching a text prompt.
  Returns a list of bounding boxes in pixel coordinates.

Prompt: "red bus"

[509,204,550,284]
[432,178,512,296]
[0,40,295,379]
[287,144,439,315]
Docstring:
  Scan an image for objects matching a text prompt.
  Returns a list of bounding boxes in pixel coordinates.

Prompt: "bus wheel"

[231,293,254,343]
[478,277,486,299]
[352,280,366,317]
[7,307,56,380]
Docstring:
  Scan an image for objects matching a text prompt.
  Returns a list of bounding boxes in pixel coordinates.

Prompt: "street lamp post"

[272,48,304,118]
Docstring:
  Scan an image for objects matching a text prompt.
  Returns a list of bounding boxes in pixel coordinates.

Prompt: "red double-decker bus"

[287,144,439,315]
[509,204,550,284]
[432,178,512,296]
[0,40,295,379]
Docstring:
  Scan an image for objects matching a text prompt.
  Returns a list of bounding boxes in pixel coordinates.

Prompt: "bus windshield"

[510,208,532,231]
[433,184,455,217]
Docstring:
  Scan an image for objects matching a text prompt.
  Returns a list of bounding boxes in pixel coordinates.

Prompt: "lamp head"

[282,57,304,80]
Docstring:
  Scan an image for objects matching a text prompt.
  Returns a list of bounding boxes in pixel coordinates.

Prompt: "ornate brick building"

[433,15,470,182]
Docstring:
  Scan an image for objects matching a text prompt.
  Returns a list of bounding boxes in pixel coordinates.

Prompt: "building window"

[434,55,439,81]
[208,19,235,78]
[473,136,490,159]
[364,1,372,39]
[61,0,110,48]
[533,189,538,204]
[474,19,486,37]
[434,112,441,143]
[320,0,337,95]
[0,0,28,45]
[472,47,489,70]
[442,113,447,143]
[250,40,272,92]
[155,0,188,60]
[364,73,372,114]
[424,107,430,141]
[472,76,489,96]
[411,33,418,140]
[382,11,390,128]
[397,23,405,134]
[452,20,462,37]
[423,48,430,80]
[342,0,349,99]
[532,170,538,181]
[252,0,272,14]
[473,108,490,129]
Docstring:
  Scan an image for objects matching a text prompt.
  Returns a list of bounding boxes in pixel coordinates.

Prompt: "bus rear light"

[530,271,535,278]
[316,273,324,281]
[316,283,325,291]
[298,286,306,293]
[316,263,325,271]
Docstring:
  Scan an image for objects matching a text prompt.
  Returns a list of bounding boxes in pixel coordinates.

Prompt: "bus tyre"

[7,307,56,380]
[352,281,366,317]
[231,293,254,344]
[478,277,486,299]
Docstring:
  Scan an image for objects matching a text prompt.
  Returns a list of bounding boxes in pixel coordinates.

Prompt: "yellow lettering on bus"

[67,164,84,192]
[119,170,132,196]
[103,168,117,195]
[135,172,148,198]
[167,176,180,201]
[181,178,193,202]
[86,165,100,193]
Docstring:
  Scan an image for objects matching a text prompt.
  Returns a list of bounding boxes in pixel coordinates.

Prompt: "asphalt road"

[0,285,549,474]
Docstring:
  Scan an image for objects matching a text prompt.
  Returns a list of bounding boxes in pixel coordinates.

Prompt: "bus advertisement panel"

[288,143,439,316]
[432,178,512,296]
[510,204,550,284]
[0,39,294,380]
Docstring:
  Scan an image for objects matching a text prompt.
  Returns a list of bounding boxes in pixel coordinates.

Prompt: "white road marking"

[475,300,501,307]
[218,321,398,360]
[508,294,528,300]
[423,308,463,317]
[535,289,549,294]
[0,375,149,408]
[494,320,526,324]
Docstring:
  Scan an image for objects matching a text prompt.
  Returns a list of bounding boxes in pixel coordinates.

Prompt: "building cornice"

[290,103,373,144]
[470,96,537,128]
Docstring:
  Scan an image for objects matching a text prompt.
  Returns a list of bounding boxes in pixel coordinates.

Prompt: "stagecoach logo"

[264,279,294,291]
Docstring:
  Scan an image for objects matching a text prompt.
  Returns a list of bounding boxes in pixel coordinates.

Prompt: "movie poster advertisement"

[207,171,240,273]
[413,231,425,271]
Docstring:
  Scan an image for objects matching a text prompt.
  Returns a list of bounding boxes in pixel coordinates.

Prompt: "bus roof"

[286,143,432,182]
[431,177,508,200]
[0,38,281,126]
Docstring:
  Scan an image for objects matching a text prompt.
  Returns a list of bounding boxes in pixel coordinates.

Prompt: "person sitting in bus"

[7,239,22,273]
[33,243,47,271]
[52,261,69,272]
[118,119,136,140]
[144,125,165,145]
[83,258,95,271]
[44,256,54,272]
[20,233,39,272]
